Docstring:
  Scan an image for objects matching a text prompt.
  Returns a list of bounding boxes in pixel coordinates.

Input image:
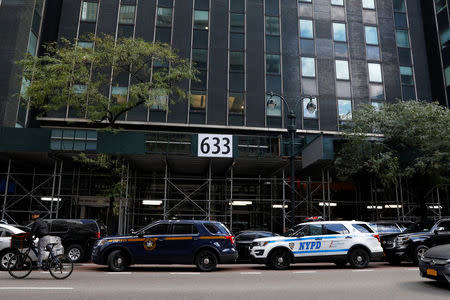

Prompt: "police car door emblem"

[143,238,157,251]
[289,242,295,250]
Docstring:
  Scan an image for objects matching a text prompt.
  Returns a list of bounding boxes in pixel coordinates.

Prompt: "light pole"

[266,92,311,228]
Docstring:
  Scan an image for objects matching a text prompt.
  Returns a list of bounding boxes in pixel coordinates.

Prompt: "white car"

[249,221,383,269]
[0,224,63,270]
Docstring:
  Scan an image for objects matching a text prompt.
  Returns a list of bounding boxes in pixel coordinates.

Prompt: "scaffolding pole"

[230,166,233,232]
[163,160,168,220]
[327,169,331,220]
[208,160,212,220]
[56,161,63,218]
[282,168,286,232]
[1,159,11,220]
[322,169,326,220]
[49,161,57,219]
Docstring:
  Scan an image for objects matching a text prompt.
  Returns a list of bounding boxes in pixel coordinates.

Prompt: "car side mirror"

[435,227,445,234]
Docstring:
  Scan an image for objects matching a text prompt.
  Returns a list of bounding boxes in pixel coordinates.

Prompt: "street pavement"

[0,262,449,300]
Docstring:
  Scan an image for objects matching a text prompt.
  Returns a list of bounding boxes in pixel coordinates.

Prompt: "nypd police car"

[250,221,383,270]
[91,220,237,272]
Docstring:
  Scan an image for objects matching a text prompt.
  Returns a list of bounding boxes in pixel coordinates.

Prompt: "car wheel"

[66,244,84,263]
[195,250,218,272]
[387,255,402,265]
[269,249,291,270]
[0,250,18,271]
[107,250,129,272]
[413,245,429,265]
[348,248,370,269]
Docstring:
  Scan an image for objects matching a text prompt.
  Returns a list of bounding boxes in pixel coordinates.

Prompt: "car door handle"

[345,236,352,239]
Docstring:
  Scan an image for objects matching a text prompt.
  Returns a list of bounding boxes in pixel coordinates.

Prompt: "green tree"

[335,101,450,217]
[18,35,197,127]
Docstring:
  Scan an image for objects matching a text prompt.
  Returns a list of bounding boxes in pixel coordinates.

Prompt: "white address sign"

[197,134,233,158]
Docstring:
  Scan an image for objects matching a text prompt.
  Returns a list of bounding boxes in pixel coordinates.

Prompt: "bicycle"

[7,232,74,280]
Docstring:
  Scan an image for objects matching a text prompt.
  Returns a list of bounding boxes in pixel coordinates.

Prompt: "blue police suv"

[91,220,237,272]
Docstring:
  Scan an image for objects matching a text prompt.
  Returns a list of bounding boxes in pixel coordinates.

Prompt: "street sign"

[197,134,233,158]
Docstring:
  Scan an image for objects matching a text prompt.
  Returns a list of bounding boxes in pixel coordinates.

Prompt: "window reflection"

[301,57,316,77]
[303,97,318,119]
[190,92,206,110]
[368,63,382,83]
[333,23,346,42]
[299,19,314,38]
[338,99,352,121]
[365,26,378,45]
[335,60,349,80]
[266,95,281,116]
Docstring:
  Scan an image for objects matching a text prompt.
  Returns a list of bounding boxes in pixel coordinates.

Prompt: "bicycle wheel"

[7,253,33,279]
[48,254,73,280]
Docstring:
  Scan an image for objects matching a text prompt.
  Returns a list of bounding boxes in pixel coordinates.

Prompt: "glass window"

[325,224,350,235]
[73,84,87,94]
[266,94,281,116]
[229,93,245,114]
[362,0,375,10]
[371,101,383,110]
[435,0,447,13]
[230,33,245,50]
[230,51,244,72]
[352,224,374,233]
[144,223,170,235]
[119,5,135,24]
[369,84,384,100]
[368,63,382,83]
[159,0,173,7]
[111,86,128,103]
[266,75,281,93]
[331,0,344,6]
[333,23,346,42]
[299,0,312,2]
[440,27,450,49]
[193,29,208,48]
[365,26,378,45]
[445,66,450,86]
[81,1,98,22]
[265,16,280,35]
[230,73,245,91]
[394,12,408,28]
[230,0,245,12]
[393,0,405,12]
[338,99,352,120]
[172,224,198,235]
[366,45,380,60]
[396,29,410,48]
[230,13,245,33]
[299,19,314,39]
[398,48,412,66]
[194,10,209,30]
[190,92,207,110]
[303,97,318,119]
[78,41,93,49]
[334,42,348,57]
[265,0,279,15]
[157,7,172,27]
[27,32,37,56]
[203,223,220,234]
[192,49,208,69]
[335,60,349,80]
[266,54,281,74]
[195,0,209,10]
[400,66,414,85]
[300,39,315,55]
[50,220,68,233]
[266,36,280,52]
[301,57,316,77]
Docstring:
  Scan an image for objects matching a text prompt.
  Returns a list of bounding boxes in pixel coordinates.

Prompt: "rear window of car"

[352,224,374,233]
[324,224,350,235]
[204,223,230,235]
[172,224,199,235]
[143,223,170,235]
[49,220,69,233]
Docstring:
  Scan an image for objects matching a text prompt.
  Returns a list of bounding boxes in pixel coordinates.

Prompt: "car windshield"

[404,221,434,233]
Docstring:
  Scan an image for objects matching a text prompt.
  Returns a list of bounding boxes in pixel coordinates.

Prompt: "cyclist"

[30,210,49,269]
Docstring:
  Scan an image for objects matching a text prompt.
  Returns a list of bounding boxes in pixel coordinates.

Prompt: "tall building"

[0,0,447,232]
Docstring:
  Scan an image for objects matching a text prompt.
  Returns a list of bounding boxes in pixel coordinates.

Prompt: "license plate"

[426,269,437,276]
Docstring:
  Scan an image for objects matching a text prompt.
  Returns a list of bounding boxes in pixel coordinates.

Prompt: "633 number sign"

[197,134,233,158]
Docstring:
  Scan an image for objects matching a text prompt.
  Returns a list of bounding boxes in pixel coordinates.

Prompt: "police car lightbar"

[41,197,61,202]
[142,200,162,206]
[304,216,323,221]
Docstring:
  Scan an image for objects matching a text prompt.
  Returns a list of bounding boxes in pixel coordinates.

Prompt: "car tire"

[195,250,218,272]
[0,249,18,271]
[387,255,402,265]
[107,250,129,272]
[348,248,370,269]
[413,245,429,265]
[66,244,84,263]
[268,249,291,270]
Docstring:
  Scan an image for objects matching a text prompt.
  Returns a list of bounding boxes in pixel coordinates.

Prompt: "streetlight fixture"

[266,92,312,228]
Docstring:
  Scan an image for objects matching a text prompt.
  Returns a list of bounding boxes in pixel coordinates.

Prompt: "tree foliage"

[335,101,450,188]
[18,35,197,127]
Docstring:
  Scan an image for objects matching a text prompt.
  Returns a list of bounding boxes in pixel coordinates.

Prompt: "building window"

[303,97,318,119]
[266,16,280,35]
[111,86,128,104]
[229,93,245,115]
[230,51,245,72]
[299,0,312,2]
[400,66,413,85]
[299,19,314,39]
[192,49,208,69]
[230,13,245,33]
[396,29,410,48]
[50,129,97,151]
[190,91,206,111]
[266,94,281,116]
[365,26,378,45]
[156,7,172,27]
[435,0,447,13]
[335,60,349,80]
[266,54,281,74]
[331,0,344,6]
[119,5,135,25]
[231,0,245,12]
[333,23,346,42]
[445,66,450,86]
[371,101,383,110]
[27,32,38,56]
[301,57,316,77]
[81,1,98,22]
[78,41,93,49]
[362,0,375,10]
[368,63,382,83]
[194,10,209,30]
[338,99,352,121]
[393,0,405,12]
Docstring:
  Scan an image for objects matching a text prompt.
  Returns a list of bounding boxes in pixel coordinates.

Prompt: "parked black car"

[419,244,450,283]
[43,219,101,262]
[381,219,450,265]
[235,231,279,262]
